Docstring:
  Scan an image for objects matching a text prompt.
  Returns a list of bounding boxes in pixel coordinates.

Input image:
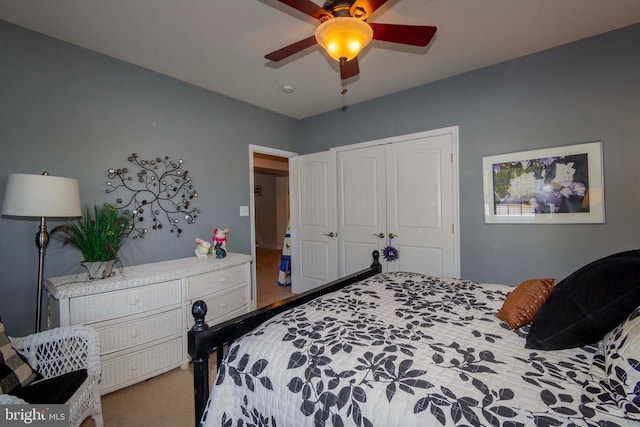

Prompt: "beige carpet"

[81,249,291,426]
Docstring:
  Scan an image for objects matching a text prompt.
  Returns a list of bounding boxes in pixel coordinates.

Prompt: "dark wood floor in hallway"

[256,247,293,307]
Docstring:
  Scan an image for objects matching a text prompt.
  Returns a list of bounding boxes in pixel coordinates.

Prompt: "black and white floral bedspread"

[202,272,635,427]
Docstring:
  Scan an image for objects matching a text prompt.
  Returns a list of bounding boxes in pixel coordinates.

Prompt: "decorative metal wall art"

[106,153,199,237]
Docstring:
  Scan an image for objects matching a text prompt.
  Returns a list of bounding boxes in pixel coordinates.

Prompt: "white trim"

[451,126,461,278]
[248,144,297,310]
[331,126,459,152]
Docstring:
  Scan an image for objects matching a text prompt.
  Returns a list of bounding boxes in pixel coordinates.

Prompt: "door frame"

[249,144,297,310]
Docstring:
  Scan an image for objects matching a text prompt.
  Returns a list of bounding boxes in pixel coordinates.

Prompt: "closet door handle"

[323,232,336,238]
[373,233,385,239]
[388,233,398,238]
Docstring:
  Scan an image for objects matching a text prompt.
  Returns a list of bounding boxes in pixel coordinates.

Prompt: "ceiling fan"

[265,0,437,93]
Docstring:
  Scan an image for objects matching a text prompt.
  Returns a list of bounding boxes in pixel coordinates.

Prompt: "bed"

[188,250,640,427]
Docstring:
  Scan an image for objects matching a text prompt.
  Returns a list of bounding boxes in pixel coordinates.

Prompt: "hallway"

[255,247,292,307]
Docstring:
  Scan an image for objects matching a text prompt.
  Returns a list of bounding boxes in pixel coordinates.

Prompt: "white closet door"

[289,151,338,294]
[385,134,456,277]
[337,145,386,276]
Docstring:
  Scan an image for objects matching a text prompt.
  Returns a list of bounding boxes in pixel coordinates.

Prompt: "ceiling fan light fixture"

[315,17,373,62]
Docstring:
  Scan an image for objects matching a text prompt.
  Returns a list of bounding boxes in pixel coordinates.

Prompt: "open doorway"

[250,146,296,308]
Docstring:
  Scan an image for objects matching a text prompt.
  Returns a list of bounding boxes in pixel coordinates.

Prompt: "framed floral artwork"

[482,141,604,224]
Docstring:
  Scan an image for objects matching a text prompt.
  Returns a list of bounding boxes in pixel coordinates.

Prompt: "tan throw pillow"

[497,278,555,329]
[0,320,38,394]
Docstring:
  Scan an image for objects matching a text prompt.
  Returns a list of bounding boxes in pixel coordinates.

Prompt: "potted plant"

[55,203,132,279]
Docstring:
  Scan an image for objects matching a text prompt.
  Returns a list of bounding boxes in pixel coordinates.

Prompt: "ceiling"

[1,1,639,119]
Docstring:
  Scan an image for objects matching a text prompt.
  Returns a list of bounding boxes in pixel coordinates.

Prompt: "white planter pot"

[81,259,118,279]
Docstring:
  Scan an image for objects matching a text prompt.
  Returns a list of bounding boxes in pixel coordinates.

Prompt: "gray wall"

[0,20,297,335]
[295,24,640,285]
[1,19,638,334]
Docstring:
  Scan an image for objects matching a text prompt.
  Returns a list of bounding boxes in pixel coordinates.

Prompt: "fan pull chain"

[339,57,349,95]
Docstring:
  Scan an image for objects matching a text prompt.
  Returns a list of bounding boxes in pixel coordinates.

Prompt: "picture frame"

[254,185,262,197]
[482,141,604,224]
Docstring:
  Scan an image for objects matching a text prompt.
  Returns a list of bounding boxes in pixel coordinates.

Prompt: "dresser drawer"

[187,284,248,326]
[70,280,182,324]
[187,264,248,299]
[100,336,184,394]
[96,308,183,355]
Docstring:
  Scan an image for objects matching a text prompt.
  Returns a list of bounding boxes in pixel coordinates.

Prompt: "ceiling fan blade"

[265,36,318,62]
[340,57,360,80]
[370,23,437,46]
[350,0,389,20]
[277,0,333,21]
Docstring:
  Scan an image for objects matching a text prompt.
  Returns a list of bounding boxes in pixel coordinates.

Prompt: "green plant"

[55,204,132,262]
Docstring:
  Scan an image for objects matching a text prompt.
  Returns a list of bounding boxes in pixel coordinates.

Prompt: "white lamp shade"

[2,173,82,218]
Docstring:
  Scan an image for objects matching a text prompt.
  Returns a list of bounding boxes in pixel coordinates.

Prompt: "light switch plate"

[239,206,249,217]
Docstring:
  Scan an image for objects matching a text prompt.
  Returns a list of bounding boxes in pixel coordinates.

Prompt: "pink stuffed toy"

[212,228,229,258]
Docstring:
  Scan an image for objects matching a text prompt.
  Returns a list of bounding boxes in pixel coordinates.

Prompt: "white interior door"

[385,134,456,277]
[289,151,338,293]
[337,145,386,276]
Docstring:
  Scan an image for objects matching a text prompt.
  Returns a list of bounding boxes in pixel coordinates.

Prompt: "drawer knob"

[218,277,227,282]
[131,363,139,371]
[128,297,139,306]
[219,302,227,308]
[130,329,139,339]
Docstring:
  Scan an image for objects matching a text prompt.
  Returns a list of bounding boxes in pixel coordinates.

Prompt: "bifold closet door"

[337,133,456,277]
[337,145,386,276]
[385,134,455,276]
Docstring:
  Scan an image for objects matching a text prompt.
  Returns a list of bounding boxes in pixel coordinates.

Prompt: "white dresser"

[45,253,252,394]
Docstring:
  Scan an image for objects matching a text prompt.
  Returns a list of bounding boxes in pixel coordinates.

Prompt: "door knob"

[372,233,385,239]
[388,233,398,238]
[323,232,336,238]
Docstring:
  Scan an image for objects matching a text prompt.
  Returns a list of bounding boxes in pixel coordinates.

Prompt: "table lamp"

[2,172,81,332]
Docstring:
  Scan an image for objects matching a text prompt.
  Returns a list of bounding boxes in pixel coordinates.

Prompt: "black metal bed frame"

[188,251,382,425]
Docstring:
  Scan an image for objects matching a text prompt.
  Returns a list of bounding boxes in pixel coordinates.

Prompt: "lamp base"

[35,217,49,333]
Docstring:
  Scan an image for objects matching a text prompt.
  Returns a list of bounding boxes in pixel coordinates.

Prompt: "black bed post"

[189,300,209,426]
[371,250,381,273]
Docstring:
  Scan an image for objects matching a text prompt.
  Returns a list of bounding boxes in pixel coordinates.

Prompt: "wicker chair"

[0,325,103,427]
